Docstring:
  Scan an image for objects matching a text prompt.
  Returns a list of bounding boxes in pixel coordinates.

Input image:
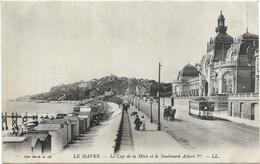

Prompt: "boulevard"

[136,99,259,150]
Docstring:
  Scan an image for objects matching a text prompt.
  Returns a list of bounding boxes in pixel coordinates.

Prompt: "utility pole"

[158,62,162,131]
[150,98,153,123]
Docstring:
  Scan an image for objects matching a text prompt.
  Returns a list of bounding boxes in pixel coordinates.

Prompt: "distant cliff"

[16,75,170,101]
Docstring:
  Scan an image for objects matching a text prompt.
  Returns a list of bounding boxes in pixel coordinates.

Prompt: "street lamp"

[135,97,137,108]
[150,98,153,123]
[138,98,140,111]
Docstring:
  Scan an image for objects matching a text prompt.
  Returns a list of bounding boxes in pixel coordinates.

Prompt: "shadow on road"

[139,130,158,132]
[172,119,185,122]
[162,118,186,122]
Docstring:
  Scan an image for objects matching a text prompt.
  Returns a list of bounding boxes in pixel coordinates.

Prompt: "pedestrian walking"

[173,108,176,120]
[126,102,130,112]
[140,115,146,131]
[134,115,141,131]
[122,102,128,112]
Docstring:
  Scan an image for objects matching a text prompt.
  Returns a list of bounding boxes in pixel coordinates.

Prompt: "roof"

[41,119,67,125]
[78,115,89,119]
[238,32,258,41]
[226,33,258,59]
[181,63,199,77]
[79,107,92,112]
[36,123,62,131]
[24,131,49,141]
[64,116,80,122]
[214,32,233,43]
[23,132,49,147]
[2,136,27,143]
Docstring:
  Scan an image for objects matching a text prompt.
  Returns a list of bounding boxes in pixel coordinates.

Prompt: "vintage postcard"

[1,1,259,163]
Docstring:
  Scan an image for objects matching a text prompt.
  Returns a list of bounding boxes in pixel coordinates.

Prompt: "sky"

[2,1,258,99]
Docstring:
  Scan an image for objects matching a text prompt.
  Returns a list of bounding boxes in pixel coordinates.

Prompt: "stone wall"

[174,97,190,108]
[228,94,259,121]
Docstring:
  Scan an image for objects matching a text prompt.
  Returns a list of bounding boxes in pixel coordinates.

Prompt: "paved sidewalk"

[128,104,186,153]
[213,111,260,128]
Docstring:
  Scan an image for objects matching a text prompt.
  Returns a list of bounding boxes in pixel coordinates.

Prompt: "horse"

[163,106,176,122]
[169,108,176,122]
[163,106,173,120]
[163,106,170,120]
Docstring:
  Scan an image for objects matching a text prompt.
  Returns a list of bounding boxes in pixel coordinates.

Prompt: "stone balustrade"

[229,93,259,99]
[214,60,237,68]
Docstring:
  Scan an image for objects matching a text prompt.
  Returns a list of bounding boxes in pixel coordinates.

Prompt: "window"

[239,102,244,118]
[230,102,233,116]
[222,72,233,93]
[251,103,255,120]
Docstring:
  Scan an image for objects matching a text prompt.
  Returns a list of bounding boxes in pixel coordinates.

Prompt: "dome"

[238,32,258,41]
[214,32,233,43]
[226,32,258,60]
[181,63,199,76]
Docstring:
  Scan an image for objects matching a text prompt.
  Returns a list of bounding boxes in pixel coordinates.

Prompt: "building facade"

[173,11,259,125]
[173,11,258,98]
[173,63,200,97]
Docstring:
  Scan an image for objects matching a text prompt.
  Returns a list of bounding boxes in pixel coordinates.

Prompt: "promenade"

[127,104,186,153]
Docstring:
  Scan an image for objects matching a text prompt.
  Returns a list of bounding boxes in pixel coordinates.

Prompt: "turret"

[215,10,227,34]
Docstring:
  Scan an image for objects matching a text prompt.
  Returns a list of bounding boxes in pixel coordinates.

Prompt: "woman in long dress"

[140,115,146,131]
[134,115,141,130]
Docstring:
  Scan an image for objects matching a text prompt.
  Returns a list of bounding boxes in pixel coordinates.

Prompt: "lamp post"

[138,98,140,111]
[135,97,137,108]
[158,62,162,131]
[150,98,153,123]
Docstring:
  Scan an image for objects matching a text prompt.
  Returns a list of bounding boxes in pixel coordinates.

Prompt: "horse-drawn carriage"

[163,106,176,122]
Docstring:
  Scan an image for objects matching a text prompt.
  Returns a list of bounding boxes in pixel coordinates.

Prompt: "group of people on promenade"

[122,101,130,112]
[122,99,178,131]
[121,100,146,131]
[133,114,145,131]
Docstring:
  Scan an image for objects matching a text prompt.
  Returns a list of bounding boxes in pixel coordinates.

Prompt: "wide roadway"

[136,100,259,151]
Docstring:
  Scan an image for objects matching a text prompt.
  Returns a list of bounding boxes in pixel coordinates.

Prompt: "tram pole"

[157,62,162,131]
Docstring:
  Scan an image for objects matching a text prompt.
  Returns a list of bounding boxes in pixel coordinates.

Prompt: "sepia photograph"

[1,0,259,163]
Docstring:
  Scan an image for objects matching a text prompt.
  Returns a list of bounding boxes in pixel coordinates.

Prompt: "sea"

[2,101,77,114]
[2,101,78,132]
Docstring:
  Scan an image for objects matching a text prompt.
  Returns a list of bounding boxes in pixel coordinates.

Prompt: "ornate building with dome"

[173,11,258,97]
[173,11,259,125]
